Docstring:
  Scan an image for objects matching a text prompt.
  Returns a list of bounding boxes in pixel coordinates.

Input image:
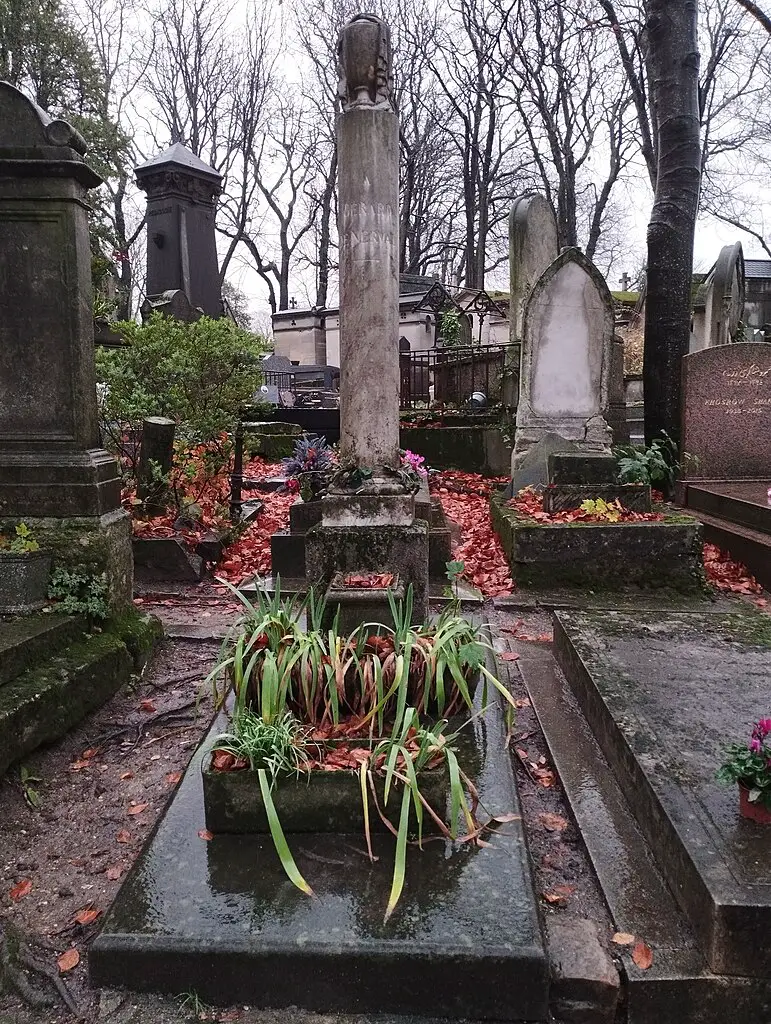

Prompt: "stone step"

[686,509,771,589]
[518,639,771,1023]
[552,610,771,982]
[0,627,136,777]
[0,613,87,689]
[687,484,771,535]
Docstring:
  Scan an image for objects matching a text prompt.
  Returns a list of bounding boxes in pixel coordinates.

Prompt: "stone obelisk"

[336,13,400,475]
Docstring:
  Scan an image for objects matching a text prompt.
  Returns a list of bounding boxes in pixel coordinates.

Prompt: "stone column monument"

[0,82,132,605]
[336,14,400,474]
[135,143,223,320]
[304,14,429,624]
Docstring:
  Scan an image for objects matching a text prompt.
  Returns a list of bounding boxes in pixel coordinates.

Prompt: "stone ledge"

[0,610,162,777]
[0,613,87,688]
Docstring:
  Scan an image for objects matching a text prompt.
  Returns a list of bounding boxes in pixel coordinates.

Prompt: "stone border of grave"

[491,490,705,592]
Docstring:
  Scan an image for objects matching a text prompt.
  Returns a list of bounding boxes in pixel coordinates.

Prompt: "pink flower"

[756,718,771,736]
[750,738,762,753]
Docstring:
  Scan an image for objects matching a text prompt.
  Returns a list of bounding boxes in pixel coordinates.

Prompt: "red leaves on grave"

[509,487,665,525]
[703,543,763,595]
[342,572,394,589]
[430,470,514,598]
[217,464,295,584]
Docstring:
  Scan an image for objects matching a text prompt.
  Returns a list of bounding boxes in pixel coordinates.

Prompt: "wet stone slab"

[553,608,771,978]
[90,693,548,1020]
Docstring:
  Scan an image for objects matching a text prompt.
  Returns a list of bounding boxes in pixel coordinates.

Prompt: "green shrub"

[95,313,268,442]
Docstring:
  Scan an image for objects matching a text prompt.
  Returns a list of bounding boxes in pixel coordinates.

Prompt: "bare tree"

[500,0,637,263]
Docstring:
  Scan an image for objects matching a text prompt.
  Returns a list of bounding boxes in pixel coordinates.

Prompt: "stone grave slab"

[553,608,771,977]
[90,691,548,1019]
[682,342,771,481]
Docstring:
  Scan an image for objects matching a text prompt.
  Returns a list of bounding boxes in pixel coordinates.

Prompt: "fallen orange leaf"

[106,865,123,881]
[165,771,182,786]
[198,829,214,841]
[9,879,32,901]
[73,906,101,926]
[127,803,148,816]
[57,948,80,973]
[69,759,93,771]
[612,931,635,946]
[499,651,520,661]
[120,771,134,780]
[140,699,156,713]
[81,748,99,760]
[116,829,131,844]
[632,941,654,970]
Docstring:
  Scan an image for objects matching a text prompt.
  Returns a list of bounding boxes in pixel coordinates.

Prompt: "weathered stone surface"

[0,614,86,688]
[548,918,619,1024]
[306,521,429,625]
[137,416,176,517]
[682,343,771,480]
[289,498,324,535]
[543,484,652,514]
[135,143,223,319]
[0,611,161,778]
[90,694,549,1019]
[508,194,559,343]
[320,492,415,528]
[0,82,131,608]
[132,537,203,582]
[512,248,614,475]
[553,609,771,979]
[691,242,745,352]
[0,552,51,614]
[1,509,133,610]
[608,336,630,444]
[491,493,704,591]
[338,100,400,472]
[548,452,618,486]
[508,432,579,495]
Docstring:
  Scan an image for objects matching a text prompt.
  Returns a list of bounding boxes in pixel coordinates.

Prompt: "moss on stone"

[107,609,164,669]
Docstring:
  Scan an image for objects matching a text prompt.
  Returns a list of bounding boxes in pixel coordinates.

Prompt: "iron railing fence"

[399,343,519,410]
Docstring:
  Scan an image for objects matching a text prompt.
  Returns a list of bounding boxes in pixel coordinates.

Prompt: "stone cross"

[336,13,400,476]
[0,81,132,605]
[511,247,614,482]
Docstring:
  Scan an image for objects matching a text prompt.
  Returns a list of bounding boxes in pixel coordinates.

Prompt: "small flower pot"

[0,552,52,615]
[739,784,771,824]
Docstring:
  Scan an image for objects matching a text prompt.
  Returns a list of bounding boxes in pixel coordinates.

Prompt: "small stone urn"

[0,552,52,615]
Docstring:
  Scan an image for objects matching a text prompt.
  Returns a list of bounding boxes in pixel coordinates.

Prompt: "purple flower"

[750,738,762,753]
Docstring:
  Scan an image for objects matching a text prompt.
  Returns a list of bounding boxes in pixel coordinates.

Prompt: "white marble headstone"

[511,248,613,477]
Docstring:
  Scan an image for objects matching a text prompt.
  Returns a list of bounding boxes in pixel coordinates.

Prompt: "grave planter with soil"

[490,490,706,591]
[739,785,771,824]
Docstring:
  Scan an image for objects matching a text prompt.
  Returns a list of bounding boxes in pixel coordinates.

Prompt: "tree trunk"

[316,146,337,309]
[643,0,701,449]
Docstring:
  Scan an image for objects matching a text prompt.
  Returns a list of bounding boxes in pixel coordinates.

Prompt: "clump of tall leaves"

[206,578,515,919]
[96,313,268,443]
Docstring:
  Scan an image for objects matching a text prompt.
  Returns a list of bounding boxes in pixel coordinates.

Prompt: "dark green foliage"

[96,313,269,442]
[614,431,693,489]
[47,568,110,622]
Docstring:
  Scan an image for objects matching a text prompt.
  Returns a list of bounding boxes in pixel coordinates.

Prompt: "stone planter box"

[0,552,52,614]
[202,737,448,834]
[325,571,405,633]
[490,492,705,591]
